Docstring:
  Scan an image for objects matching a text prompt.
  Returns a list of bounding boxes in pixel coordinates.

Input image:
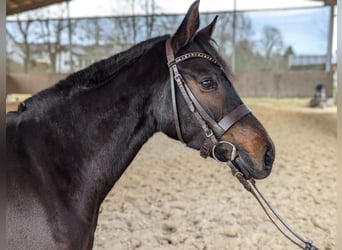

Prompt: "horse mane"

[15,35,169,113]
[56,34,170,94]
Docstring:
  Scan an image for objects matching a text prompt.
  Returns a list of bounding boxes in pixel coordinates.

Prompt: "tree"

[37,4,73,73]
[213,11,255,71]
[6,4,70,73]
[39,18,68,72]
[283,46,294,59]
[143,0,157,39]
[12,16,34,72]
[260,25,284,60]
[103,0,161,53]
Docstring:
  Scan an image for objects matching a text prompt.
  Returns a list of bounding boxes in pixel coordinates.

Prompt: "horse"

[6,1,275,249]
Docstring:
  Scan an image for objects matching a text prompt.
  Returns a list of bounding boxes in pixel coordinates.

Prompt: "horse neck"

[23,41,168,216]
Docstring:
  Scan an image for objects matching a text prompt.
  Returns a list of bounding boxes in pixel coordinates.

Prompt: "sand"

[6,98,336,249]
[93,101,337,250]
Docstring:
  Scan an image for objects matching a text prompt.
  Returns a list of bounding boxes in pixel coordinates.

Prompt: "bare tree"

[142,0,157,38]
[39,18,68,72]
[260,25,284,60]
[157,15,180,36]
[75,18,107,46]
[210,13,233,55]
[114,16,137,51]
[13,16,34,72]
[6,5,70,73]
[212,12,254,70]
[131,0,138,44]
[104,0,160,53]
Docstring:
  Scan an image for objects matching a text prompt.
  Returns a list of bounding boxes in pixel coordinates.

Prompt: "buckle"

[200,142,212,158]
[167,60,176,67]
[205,129,214,138]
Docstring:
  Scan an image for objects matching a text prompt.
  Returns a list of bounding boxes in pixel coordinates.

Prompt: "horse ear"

[197,15,218,38]
[171,0,200,53]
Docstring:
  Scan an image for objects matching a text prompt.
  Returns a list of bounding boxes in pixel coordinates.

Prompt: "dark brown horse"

[6,1,275,249]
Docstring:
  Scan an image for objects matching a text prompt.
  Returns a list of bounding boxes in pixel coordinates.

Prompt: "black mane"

[57,34,169,93]
[14,35,169,113]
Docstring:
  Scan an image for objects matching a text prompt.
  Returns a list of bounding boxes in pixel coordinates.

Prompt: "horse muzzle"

[212,140,275,180]
[234,145,274,179]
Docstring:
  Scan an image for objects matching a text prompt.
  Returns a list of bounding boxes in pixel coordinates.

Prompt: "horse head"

[162,0,275,180]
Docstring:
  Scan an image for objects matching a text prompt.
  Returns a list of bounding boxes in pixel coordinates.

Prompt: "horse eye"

[200,79,216,89]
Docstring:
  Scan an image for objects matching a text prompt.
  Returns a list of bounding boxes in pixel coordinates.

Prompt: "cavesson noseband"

[165,38,251,159]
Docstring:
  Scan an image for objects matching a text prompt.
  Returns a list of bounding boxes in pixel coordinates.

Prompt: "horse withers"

[6,1,275,249]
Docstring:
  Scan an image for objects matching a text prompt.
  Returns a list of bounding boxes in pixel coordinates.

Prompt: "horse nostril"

[264,146,275,169]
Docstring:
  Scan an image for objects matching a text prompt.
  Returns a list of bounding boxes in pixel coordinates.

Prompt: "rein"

[211,144,320,249]
[165,38,320,250]
[220,160,320,250]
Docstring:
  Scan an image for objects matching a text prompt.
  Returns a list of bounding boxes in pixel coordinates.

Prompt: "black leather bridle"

[165,38,251,159]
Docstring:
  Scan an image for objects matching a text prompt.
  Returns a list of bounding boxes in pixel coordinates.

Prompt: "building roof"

[310,0,336,5]
[7,0,335,16]
[7,0,66,15]
[289,55,327,66]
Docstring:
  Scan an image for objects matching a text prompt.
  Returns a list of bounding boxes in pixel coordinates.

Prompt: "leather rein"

[165,38,320,250]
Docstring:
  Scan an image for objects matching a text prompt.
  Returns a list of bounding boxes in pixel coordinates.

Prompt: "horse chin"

[233,156,272,180]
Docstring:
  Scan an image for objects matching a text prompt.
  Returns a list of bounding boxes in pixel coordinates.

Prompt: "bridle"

[165,37,320,250]
[165,38,251,160]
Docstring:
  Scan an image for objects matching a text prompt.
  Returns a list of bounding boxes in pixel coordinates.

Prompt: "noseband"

[165,38,251,159]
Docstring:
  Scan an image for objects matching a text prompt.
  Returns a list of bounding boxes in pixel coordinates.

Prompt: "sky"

[247,6,331,55]
[6,0,337,54]
[63,0,335,53]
